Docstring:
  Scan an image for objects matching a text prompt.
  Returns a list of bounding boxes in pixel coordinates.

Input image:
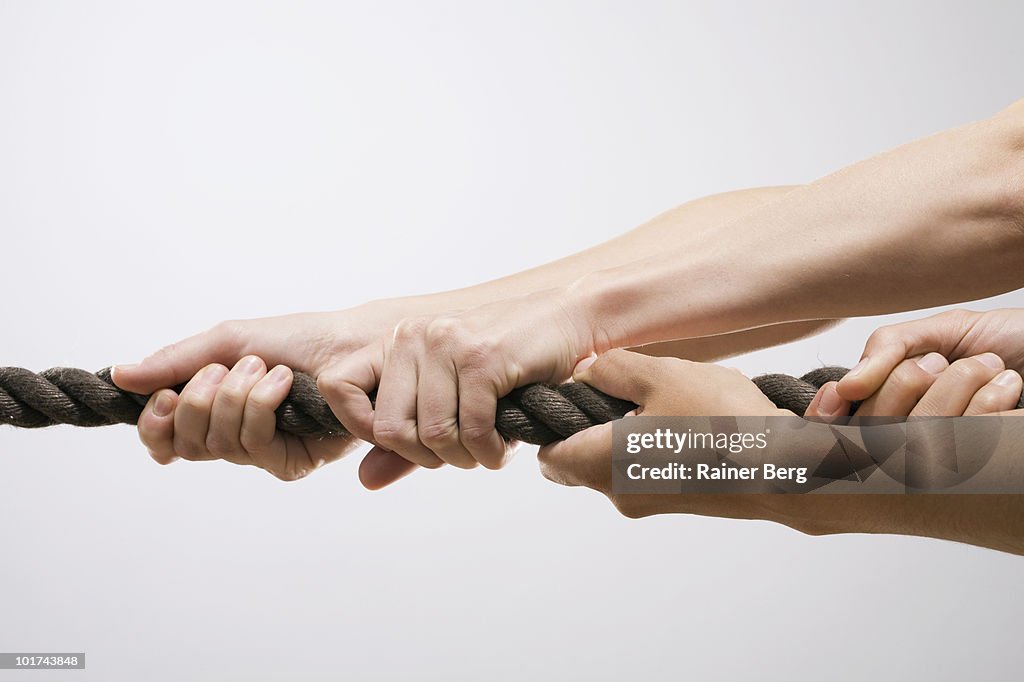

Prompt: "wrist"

[979,114,1024,233]
[563,252,776,351]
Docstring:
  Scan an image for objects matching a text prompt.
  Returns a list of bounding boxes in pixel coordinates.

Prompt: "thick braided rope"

[1,366,1022,446]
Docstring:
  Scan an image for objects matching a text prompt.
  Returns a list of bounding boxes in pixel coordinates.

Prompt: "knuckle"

[180,390,212,411]
[867,326,898,348]
[888,363,929,394]
[424,318,461,349]
[459,421,494,445]
[205,434,235,457]
[912,395,945,416]
[175,446,202,461]
[173,436,206,460]
[393,317,427,342]
[418,420,457,447]
[976,380,1018,411]
[949,359,989,383]
[245,391,276,415]
[238,430,268,453]
[315,370,342,399]
[372,420,411,450]
[972,392,1005,413]
[216,384,247,408]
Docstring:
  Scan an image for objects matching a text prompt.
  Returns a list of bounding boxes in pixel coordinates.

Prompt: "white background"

[2,1,1023,680]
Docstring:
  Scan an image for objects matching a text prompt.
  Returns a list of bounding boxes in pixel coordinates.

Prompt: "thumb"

[803,382,851,419]
[358,447,420,490]
[111,322,245,394]
[836,312,971,402]
[537,422,614,491]
[572,348,660,405]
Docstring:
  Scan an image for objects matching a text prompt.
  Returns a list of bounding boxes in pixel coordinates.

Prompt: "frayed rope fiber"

[1,366,1021,446]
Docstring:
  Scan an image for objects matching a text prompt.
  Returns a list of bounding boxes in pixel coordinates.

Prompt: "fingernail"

[238,356,262,374]
[915,352,947,375]
[573,354,597,376]
[977,353,1004,370]
[111,364,138,381]
[846,357,869,378]
[818,384,841,415]
[199,365,229,383]
[994,369,1021,387]
[153,392,174,417]
[264,364,292,385]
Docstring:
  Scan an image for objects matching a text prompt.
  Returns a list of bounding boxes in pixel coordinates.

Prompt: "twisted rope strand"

[2,365,1021,446]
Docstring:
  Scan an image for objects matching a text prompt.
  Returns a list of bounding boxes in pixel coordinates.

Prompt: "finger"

[317,343,384,443]
[239,365,294,474]
[854,353,948,417]
[965,369,1024,416]
[112,322,246,394]
[204,356,267,466]
[537,422,613,492]
[572,348,662,404]
[358,447,421,490]
[803,382,851,419]
[138,389,179,465]
[910,354,1004,417]
[417,358,476,469]
[242,366,327,481]
[173,364,229,461]
[372,336,444,469]
[457,367,508,470]
[836,313,973,402]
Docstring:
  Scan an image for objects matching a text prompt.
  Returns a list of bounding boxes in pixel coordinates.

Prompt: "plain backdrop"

[2,1,1023,680]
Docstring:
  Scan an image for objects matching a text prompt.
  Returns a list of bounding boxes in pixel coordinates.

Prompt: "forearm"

[633,319,841,362]
[572,105,1024,350]
[400,185,837,358]
[772,494,1024,555]
[420,185,801,310]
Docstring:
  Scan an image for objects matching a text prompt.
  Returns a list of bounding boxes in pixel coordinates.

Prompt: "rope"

[1,365,1021,446]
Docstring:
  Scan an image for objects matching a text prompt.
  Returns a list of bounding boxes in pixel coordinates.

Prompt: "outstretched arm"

[575,100,1024,350]
[331,99,1024,481]
[113,185,825,483]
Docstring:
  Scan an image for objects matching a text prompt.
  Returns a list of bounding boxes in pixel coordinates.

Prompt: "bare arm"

[426,184,838,360]
[573,101,1024,351]
[112,185,830,484]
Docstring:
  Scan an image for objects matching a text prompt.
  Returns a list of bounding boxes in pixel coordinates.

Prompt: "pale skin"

[113,186,836,484]
[110,101,1024,550]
